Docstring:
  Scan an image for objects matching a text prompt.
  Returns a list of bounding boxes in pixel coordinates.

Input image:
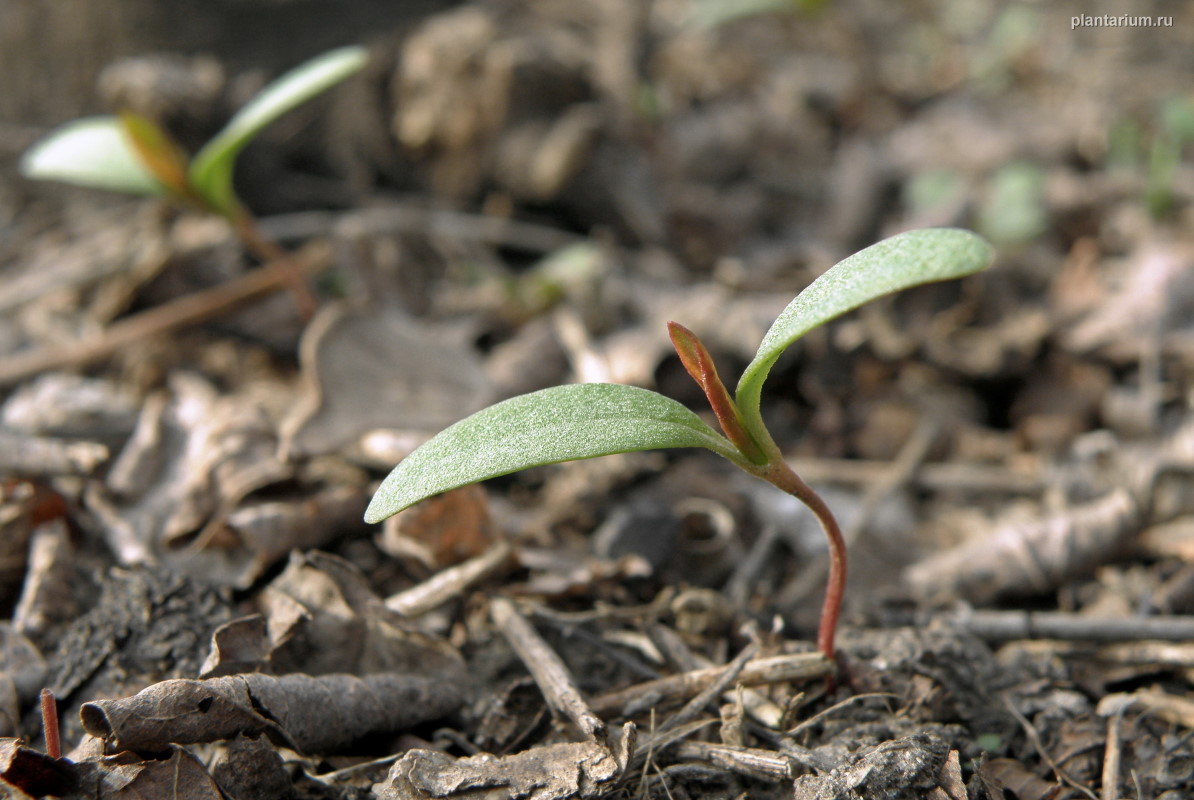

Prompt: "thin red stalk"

[232,212,318,320]
[667,320,845,657]
[40,688,60,759]
[760,460,847,658]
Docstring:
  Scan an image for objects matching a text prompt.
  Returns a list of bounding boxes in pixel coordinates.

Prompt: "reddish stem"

[760,460,847,659]
[40,688,60,759]
[666,320,846,659]
[232,213,319,321]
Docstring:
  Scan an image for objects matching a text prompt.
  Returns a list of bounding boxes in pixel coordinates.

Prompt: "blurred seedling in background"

[904,163,1047,248]
[365,228,995,659]
[1103,97,1194,222]
[689,0,828,28]
[1106,95,1194,219]
[20,45,369,317]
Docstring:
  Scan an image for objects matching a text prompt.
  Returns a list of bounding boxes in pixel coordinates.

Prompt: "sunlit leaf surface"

[365,383,733,523]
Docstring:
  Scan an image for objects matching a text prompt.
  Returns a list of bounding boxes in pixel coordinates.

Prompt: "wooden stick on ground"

[952,610,1194,643]
[1100,705,1125,800]
[386,540,514,617]
[0,242,331,388]
[652,642,758,736]
[648,622,785,729]
[590,653,830,720]
[490,596,605,741]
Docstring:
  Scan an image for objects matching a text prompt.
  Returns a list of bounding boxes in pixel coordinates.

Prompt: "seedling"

[20,46,368,314]
[366,228,993,658]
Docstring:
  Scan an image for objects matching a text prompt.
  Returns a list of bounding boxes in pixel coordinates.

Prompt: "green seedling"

[1106,96,1194,219]
[20,46,368,313]
[21,45,367,218]
[366,228,994,659]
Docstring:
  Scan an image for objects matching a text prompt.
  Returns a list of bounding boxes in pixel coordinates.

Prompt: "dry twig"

[952,610,1194,643]
[590,653,830,719]
[1100,705,1125,800]
[490,596,605,740]
[387,540,513,617]
[652,643,758,736]
[0,431,108,477]
[669,740,793,782]
[0,242,330,388]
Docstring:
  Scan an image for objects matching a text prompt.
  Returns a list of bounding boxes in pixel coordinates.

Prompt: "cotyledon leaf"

[364,383,737,523]
[189,45,368,216]
[19,116,165,196]
[735,228,994,442]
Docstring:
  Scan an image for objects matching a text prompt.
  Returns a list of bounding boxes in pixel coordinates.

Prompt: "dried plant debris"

[375,729,634,800]
[47,567,231,749]
[0,485,41,611]
[839,625,1016,742]
[78,745,225,800]
[3,739,229,800]
[0,626,46,738]
[0,207,169,328]
[906,417,1194,605]
[790,730,953,800]
[281,304,493,459]
[80,671,462,754]
[12,519,76,636]
[490,596,604,740]
[589,652,830,719]
[1,374,139,443]
[5,1,1194,798]
[386,538,514,618]
[977,759,1087,800]
[198,615,272,679]
[86,372,290,565]
[0,428,108,478]
[1062,240,1194,358]
[3,735,241,799]
[209,733,294,800]
[0,737,79,799]
[905,487,1143,605]
[394,5,603,205]
[259,551,467,678]
[379,484,495,573]
[178,483,370,589]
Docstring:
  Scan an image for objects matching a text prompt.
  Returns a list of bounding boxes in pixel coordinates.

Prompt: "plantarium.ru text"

[366,228,995,660]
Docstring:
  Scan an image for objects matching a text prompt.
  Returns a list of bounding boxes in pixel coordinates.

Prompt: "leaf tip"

[362,502,386,526]
[666,321,702,380]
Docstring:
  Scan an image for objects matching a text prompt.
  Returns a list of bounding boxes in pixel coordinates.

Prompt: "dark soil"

[3,1,1194,798]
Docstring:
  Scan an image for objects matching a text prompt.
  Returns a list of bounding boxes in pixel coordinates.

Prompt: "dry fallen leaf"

[260,550,467,678]
[80,671,463,754]
[174,484,370,589]
[0,738,77,799]
[791,731,951,800]
[77,746,225,800]
[375,726,635,800]
[904,488,1142,605]
[379,484,494,572]
[280,303,492,458]
[87,372,289,564]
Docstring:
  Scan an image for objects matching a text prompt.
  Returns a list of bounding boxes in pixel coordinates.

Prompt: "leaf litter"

[3,0,1194,798]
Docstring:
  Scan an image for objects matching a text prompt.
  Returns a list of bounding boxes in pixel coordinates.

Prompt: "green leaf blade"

[365,383,734,523]
[20,116,166,196]
[736,228,994,436]
[189,45,369,215]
